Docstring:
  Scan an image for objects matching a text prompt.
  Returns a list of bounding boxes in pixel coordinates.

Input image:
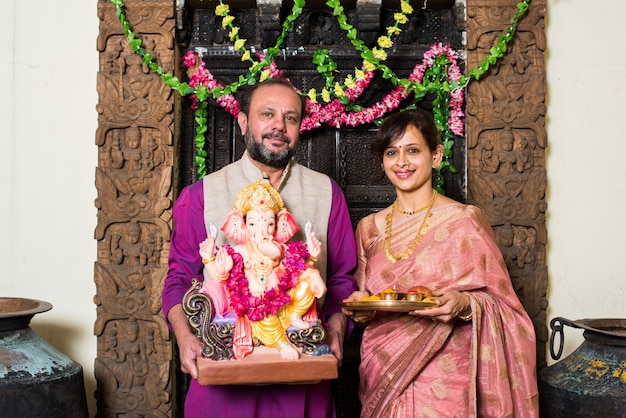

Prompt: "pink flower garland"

[182,42,464,136]
[301,70,375,130]
[407,42,465,136]
[183,51,240,115]
[221,241,310,322]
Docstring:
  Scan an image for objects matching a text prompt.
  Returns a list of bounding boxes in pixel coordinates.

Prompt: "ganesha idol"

[182,181,331,363]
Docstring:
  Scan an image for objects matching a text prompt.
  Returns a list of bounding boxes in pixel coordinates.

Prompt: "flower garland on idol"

[222,242,310,322]
[111,0,532,184]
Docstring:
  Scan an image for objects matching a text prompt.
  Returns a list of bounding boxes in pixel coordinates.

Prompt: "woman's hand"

[409,290,470,323]
[342,291,376,324]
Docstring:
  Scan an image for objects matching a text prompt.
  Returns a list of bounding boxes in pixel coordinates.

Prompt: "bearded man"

[162,77,358,418]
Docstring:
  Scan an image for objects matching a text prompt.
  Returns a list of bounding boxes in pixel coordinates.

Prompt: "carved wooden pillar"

[95,0,176,415]
[466,0,548,368]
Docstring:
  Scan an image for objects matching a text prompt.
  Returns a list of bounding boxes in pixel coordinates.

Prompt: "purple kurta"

[162,173,357,418]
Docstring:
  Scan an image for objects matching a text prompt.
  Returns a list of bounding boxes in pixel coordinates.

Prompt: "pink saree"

[355,203,538,418]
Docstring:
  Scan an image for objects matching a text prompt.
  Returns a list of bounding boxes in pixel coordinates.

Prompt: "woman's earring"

[433,153,442,168]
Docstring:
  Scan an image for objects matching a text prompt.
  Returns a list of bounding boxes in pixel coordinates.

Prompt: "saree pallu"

[355,204,538,418]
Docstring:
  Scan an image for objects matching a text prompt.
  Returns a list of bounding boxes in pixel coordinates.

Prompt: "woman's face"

[382,125,443,193]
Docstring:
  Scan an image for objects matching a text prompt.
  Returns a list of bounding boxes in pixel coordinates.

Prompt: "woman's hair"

[371,109,440,160]
[237,77,306,119]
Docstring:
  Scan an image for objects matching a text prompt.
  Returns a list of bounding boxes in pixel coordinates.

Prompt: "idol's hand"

[214,247,233,279]
[199,236,216,260]
[306,232,322,258]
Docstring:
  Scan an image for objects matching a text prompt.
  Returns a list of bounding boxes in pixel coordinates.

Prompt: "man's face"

[237,84,302,168]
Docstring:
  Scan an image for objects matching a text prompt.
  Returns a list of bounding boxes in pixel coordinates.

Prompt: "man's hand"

[168,304,203,379]
[325,312,347,367]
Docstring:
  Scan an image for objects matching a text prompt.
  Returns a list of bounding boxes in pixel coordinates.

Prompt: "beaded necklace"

[384,190,438,263]
[396,194,437,217]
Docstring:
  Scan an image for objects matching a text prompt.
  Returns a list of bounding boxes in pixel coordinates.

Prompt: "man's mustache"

[262,132,289,143]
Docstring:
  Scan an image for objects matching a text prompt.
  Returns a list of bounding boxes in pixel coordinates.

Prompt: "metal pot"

[0,297,89,417]
[539,317,626,417]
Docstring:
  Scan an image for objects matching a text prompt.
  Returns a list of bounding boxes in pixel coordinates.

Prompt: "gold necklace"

[384,190,438,263]
[246,240,276,284]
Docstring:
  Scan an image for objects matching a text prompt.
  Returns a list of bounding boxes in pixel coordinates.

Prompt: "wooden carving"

[94,0,548,416]
[95,0,175,416]
[466,0,548,369]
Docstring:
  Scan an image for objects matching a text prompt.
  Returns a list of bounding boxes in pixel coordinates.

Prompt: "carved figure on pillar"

[123,54,154,102]
[498,222,536,271]
[111,221,150,267]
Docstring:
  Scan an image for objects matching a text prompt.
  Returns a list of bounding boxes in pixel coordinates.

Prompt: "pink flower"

[183,50,197,67]
[222,242,310,321]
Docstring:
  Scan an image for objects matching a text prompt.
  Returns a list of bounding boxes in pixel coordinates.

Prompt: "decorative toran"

[110,0,532,189]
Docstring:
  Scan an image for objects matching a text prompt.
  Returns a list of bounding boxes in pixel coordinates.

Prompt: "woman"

[342,109,539,417]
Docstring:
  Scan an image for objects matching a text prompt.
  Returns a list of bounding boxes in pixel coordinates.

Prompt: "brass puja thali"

[342,286,437,312]
[341,299,436,313]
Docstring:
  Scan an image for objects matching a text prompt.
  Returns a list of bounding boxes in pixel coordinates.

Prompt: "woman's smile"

[393,169,414,179]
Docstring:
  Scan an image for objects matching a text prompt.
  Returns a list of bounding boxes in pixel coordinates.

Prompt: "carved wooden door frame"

[95,0,547,415]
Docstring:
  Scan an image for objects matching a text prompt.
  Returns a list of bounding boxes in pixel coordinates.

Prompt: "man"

[162,77,358,418]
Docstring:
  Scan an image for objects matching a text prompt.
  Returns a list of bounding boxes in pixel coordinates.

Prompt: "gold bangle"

[202,255,216,265]
[308,256,318,263]
[216,273,229,281]
[458,310,473,321]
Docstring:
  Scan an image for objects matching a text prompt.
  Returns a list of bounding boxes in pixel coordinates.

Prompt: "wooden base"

[197,346,338,385]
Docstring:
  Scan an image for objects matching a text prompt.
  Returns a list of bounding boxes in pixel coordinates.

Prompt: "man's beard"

[244,129,295,169]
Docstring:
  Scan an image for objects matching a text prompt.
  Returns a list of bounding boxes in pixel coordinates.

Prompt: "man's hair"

[237,77,306,119]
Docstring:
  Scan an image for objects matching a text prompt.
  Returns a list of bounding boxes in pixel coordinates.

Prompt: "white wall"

[0,0,624,416]
[0,0,99,415]
[545,0,626,357]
